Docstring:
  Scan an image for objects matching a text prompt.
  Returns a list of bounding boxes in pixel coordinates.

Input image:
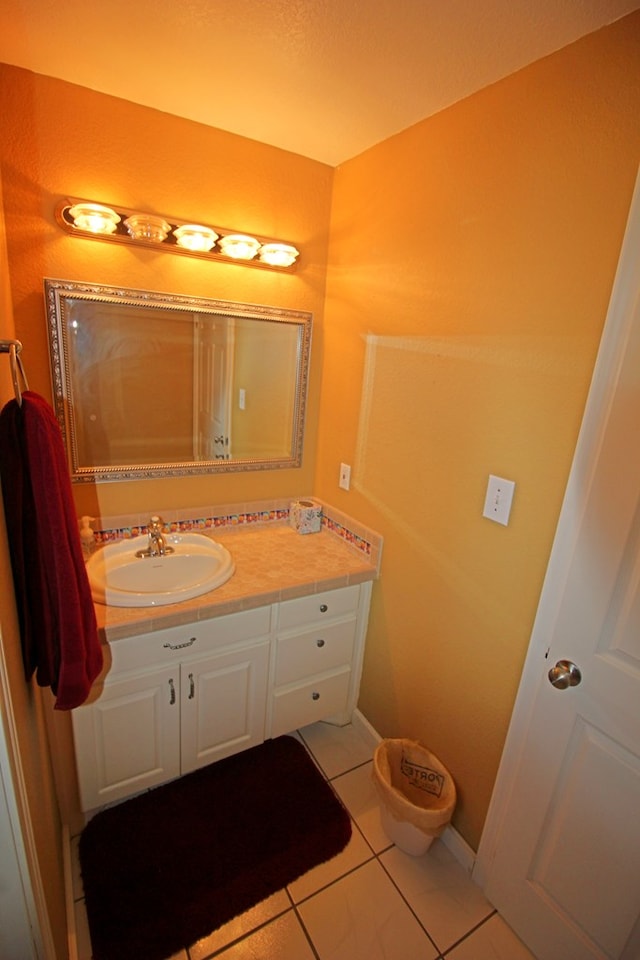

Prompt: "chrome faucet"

[136,516,174,558]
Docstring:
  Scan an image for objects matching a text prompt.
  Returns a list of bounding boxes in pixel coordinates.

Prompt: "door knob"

[548,659,582,690]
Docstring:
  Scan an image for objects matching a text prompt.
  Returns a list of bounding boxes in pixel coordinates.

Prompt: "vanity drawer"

[278,585,360,632]
[106,605,272,677]
[270,668,351,738]
[274,620,356,686]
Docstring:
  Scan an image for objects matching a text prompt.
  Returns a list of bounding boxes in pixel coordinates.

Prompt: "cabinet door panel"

[72,666,180,811]
[181,642,269,773]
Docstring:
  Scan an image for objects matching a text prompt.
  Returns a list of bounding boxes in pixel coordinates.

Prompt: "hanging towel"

[0,391,102,709]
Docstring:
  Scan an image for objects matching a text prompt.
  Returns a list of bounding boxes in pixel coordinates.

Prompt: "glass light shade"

[68,203,120,235]
[173,224,218,252]
[123,214,171,243]
[258,243,299,267]
[218,233,261,260]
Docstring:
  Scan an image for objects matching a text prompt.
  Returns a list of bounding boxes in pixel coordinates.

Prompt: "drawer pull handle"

[319,604,328,613]
[163,637,197,650]
[316,638,326,648]
[188,673,195,699]
[312,691,320,701]
[168,678,176,705]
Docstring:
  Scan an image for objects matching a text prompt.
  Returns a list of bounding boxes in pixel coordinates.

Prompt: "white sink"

[87,533,235,607]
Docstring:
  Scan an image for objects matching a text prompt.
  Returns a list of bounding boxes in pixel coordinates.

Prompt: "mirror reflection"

[44,280,312,481]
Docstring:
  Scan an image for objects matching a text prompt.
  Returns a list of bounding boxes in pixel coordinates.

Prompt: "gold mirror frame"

[44,279,312,482]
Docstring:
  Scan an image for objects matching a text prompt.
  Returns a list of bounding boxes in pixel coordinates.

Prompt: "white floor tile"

[299,721,373,778]
[287,820,373,903]
[447,913,538,960]
[189,890,292,960]
[332,760,392,854]
[213,910,317,959]
[380,839,494,954]
[298,858,439,960]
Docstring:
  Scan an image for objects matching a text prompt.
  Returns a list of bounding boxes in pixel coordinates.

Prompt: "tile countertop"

[95,522,381,643]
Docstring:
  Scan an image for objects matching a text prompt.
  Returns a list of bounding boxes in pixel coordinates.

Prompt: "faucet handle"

[149,515,164,532]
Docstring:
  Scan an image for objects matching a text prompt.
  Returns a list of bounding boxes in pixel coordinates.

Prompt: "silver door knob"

[548,659,582,690]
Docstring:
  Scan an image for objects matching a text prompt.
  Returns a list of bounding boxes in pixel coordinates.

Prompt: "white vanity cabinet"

[72,581,372,812]
[71,606,271,811]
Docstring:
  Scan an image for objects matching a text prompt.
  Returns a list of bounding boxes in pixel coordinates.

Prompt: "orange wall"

[0,64,332,520]
[316,12,640,847]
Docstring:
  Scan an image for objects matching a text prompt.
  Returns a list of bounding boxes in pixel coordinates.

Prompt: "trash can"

[372,739,456,856]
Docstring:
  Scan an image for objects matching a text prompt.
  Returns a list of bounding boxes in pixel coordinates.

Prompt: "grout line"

[375,853,443,957]
[440,908,498,957]
[294,904,322,960]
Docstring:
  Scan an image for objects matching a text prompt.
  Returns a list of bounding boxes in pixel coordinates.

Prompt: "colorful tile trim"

[92,504,374,558]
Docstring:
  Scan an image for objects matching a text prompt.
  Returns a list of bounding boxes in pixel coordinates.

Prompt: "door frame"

[474,164,640,890]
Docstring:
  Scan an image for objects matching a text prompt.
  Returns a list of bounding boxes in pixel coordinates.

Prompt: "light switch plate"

[483,475,515,525]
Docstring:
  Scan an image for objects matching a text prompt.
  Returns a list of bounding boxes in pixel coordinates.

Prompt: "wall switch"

[238,388,246,410]
[483,474,515,526]
[339,462,351,491]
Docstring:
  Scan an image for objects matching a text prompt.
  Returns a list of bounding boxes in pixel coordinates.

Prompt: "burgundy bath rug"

[79,734,352,960]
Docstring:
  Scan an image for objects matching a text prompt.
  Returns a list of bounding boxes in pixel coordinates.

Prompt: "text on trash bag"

[400,755,445,797]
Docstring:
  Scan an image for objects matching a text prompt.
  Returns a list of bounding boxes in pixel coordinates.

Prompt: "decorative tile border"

[91,498,382,566]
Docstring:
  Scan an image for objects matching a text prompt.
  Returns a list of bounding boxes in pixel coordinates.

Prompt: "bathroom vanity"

[71,520,379,812]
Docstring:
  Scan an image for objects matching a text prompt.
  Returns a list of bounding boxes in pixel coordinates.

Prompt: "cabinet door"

[180,641,269,773]
[71,665,180,811]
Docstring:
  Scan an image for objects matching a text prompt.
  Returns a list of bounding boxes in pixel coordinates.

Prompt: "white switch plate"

[483,475,515,526]
[339,462,351,491]
[238,388,246,410]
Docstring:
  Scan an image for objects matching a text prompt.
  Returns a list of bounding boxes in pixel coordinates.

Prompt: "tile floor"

[71,721,536,959]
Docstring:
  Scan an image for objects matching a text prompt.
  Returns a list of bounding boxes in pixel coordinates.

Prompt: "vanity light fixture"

[173,224,218,252]
[258,243,300,268]
[68,202,121,235]
[217,233,261,260]
[55,197,300,271]
[123,214,171,243]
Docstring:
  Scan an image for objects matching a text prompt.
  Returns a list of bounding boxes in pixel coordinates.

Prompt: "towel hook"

[0,339,29,407]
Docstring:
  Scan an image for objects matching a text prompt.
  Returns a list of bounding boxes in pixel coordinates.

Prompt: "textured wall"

[317,12,640,848]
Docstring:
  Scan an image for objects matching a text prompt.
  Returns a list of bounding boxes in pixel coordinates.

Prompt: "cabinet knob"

[312,691,320,700]
[316,638,325,648]
[168,678,176,705]
[319,603,328,613]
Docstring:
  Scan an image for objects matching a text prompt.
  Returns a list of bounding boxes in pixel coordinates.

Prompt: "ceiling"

[2,0,638,166]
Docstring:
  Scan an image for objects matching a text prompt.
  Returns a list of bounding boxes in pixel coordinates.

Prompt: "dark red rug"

[79,735,352,960]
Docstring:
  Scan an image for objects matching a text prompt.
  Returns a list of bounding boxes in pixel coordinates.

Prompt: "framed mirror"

[44,279,312,482]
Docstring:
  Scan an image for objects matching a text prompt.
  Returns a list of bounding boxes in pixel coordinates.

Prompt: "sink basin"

[87,533,235,607]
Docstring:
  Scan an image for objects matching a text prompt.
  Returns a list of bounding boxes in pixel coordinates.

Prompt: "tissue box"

[289,499,323,534]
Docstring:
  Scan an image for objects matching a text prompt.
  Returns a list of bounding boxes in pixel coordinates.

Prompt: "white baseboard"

[351,708,476,875]
[351,708,382,750]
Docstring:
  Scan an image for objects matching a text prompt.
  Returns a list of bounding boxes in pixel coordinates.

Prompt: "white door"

[476,171,640,960]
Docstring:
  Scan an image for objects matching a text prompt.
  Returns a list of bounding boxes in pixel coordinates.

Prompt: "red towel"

[0,391,102,709]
